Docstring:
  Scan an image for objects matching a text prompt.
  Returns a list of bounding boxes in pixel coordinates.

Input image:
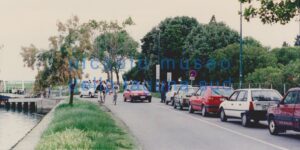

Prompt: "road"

[81,95,300,150]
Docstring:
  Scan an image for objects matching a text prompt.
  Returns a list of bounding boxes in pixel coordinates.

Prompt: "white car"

[219,88,282,127]
[166,84,192,105]
[174,86,198,110]
[80,84,97,98]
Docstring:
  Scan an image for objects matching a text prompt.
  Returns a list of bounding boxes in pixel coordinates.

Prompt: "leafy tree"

[282,41,290,47]
[295,35,300,46]
[240,0,300,24]
[271,46,300,65]
[245,66,284,90]
[282,59,300,87]
[211,42,277,83]
[92,30,138,84]
[137,16,199,83]
[21,16,92,105]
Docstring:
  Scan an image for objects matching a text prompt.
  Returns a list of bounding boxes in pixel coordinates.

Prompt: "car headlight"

[133,93,138,96]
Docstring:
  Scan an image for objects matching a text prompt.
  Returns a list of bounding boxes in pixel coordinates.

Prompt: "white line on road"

[152,103,289,150]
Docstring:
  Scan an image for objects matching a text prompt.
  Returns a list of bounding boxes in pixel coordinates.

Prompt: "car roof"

[235,88,277,91]
[287,87,300,92]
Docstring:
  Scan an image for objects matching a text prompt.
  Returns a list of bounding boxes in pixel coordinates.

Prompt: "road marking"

[152,103,289,150]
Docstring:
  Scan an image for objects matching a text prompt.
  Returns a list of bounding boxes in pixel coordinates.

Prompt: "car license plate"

[140,96,146,99]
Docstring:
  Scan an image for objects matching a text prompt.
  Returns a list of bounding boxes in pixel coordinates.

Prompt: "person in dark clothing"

[160,81,166,103]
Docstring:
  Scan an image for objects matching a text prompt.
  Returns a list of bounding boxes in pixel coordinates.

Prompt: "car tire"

[171,97,175,106]
[201,105,207,117]
[189,104,194,113]
[80,95,83,98]
[124,97,126,102]
[89,93,93,98]
[220,108,227,122]
[242,114,250,127]
[268,117,279,135]
[148,98,152,103]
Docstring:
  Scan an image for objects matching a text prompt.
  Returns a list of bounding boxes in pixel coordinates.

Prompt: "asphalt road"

[81,95,300,150]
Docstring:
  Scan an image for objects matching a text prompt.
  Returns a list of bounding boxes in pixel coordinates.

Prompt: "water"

[0,109,42,150]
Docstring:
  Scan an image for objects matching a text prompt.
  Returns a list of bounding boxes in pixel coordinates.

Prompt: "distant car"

[174,86,198,110]
[219,88,282,127]
[79,83,97,98]
[166,84,191,106]
[267,88,300,135]
[123,84,152,103]
[189,86,233,116]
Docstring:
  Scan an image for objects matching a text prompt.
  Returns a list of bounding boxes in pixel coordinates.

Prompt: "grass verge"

[36,100,135,150]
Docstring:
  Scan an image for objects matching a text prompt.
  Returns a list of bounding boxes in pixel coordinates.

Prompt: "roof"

[287,87,300,92]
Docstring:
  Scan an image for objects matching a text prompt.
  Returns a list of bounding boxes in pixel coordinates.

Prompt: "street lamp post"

[156,27,161,92]
[239,2,243,89]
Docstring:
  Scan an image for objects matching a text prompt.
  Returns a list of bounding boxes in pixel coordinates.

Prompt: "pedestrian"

[160,81,166,103]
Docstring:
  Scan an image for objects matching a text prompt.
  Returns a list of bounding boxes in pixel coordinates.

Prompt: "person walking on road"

[160,81,166,103]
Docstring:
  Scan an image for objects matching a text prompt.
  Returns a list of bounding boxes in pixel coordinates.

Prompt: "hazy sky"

[0,0,299,81]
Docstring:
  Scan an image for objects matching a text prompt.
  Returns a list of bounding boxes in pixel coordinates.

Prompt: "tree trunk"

[69,90,74,105]
[106,71,110,81]
[115,69,120,85]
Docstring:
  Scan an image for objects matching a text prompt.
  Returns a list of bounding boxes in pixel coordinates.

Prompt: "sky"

[0,0,299,81]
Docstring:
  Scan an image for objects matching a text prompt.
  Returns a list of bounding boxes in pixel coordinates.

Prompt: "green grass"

[36,100,135,150]
[151,92,161,98]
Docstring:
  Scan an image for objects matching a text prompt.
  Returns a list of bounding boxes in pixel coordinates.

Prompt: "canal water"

[0,109,42,150]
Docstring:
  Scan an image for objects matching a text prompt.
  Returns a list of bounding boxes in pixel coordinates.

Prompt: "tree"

[93,31,138,84]
[139,16,200,83]
[282,41,290,47]
[271,46,300,65]
[240,0,300,24]
[21,16,92,105]
[245,66,284,90]
[282,59,300,87]
[210,41,277,83]
[295,35,300,46]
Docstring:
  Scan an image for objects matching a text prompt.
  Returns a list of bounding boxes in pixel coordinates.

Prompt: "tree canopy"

[240,0,300,24]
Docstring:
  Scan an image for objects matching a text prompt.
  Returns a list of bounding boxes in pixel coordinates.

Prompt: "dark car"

[267,87,300,135]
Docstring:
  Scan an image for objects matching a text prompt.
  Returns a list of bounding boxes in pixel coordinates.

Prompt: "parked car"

[267,87,300,135]
[79,83,97,98]
[174,86,198,110]
[123,84,152,103]
[189,86,233,116]
[165,84,182,105]
[219,88,282,127]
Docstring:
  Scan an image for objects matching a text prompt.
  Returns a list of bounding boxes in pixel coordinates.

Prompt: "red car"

[189,86,233,116]
[267,87,300,135]
[123,84,152,103]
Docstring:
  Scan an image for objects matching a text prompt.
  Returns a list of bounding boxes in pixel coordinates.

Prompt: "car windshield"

[211,88,233,97]
[131,85,148,91]
[251,90,282,101]
[179,86,195,93]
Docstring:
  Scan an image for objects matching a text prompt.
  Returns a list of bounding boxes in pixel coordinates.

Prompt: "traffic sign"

[156,65,160,80]
[190,70,197,78]
[167,72,172,82]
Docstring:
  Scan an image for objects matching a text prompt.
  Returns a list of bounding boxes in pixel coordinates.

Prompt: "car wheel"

[201,105,207,117]
[173,102,177,109]
[269,118,279,135]
[220,108,227,122]
[242,114,250,127]
[80,95,83,98]
[124,97,126,102]
[89,93,92,98]
[189,104,194,113]
[148,98,152,103]
[165,100,169,105]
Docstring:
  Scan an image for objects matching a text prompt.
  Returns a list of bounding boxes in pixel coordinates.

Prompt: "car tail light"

[208,96,213,101]
[249,101,254,111]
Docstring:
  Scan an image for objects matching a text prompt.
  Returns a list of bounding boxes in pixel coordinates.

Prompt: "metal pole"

[239,2,243,89]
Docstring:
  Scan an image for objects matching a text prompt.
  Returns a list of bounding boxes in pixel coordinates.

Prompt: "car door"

[234,90,248,118]
[278,91,298,127]
[191,87,202,110]
[293,91,300,130]
[224,91,239,117]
